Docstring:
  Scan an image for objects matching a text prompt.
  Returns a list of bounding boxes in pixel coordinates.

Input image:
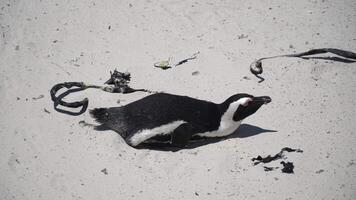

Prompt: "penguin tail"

[90,107,125,133]
[90,108,109,124]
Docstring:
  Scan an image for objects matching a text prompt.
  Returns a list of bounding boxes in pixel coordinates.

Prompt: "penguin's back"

[90,93,221,138]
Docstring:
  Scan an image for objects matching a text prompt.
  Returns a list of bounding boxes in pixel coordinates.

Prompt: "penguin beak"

[253,96,272,105]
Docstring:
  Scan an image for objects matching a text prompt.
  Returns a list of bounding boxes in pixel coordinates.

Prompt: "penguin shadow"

[140,124,277,152]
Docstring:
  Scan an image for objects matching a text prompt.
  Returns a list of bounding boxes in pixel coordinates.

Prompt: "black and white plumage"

[90,93,271,148]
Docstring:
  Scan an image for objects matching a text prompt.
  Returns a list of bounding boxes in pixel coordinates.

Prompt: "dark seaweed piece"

[281,147,303,153]
[50,70,153,115]
[252,155,281,165]
[264,166,279,171]
[103,70,150,94]
[104,69,131,87]
[50,82,89,109]
[252,147,303,165]
[280,161,294,173]
[250,48,356,82]
[174,51,200,67]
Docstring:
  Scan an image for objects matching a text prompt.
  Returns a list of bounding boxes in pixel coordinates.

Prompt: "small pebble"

[101,168,108,175]
[192,71,200,76]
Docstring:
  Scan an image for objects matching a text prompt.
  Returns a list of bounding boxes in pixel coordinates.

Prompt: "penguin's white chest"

[196,100,243,138]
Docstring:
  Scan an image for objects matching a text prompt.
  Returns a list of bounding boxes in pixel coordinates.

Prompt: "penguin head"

[222,93,271,121]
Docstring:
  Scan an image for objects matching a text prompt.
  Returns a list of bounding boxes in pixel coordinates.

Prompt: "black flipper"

[136,123,197,151]
[171,123,195,148]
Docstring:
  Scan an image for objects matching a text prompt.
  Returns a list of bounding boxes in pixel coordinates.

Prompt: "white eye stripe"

[239,97,253,106]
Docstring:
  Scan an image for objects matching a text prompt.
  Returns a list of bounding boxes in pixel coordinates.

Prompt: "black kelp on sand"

[252,147,303,174]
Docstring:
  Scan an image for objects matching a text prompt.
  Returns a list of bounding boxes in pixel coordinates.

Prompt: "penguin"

[90,93,271,148]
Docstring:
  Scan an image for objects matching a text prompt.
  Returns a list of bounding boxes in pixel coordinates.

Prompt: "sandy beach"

[1,0,355,199]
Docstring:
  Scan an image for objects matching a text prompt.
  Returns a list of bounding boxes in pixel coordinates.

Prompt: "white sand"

[1,0,356,199]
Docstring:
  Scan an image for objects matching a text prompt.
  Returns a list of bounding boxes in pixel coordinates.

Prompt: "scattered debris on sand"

[50,69,154,115]
[237,34,248,39]
[249,48,356,83]
[264,166,279,171]
[104,70,131,88]
[154,59,171,70]
[192,71,200,76]
[242,76,251,80]
[252,147,303,165]
[32,94,44,100]
[101,168,108,175]
[252,147,303,174]
[154,51,200,70]
[280,161,294,173]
